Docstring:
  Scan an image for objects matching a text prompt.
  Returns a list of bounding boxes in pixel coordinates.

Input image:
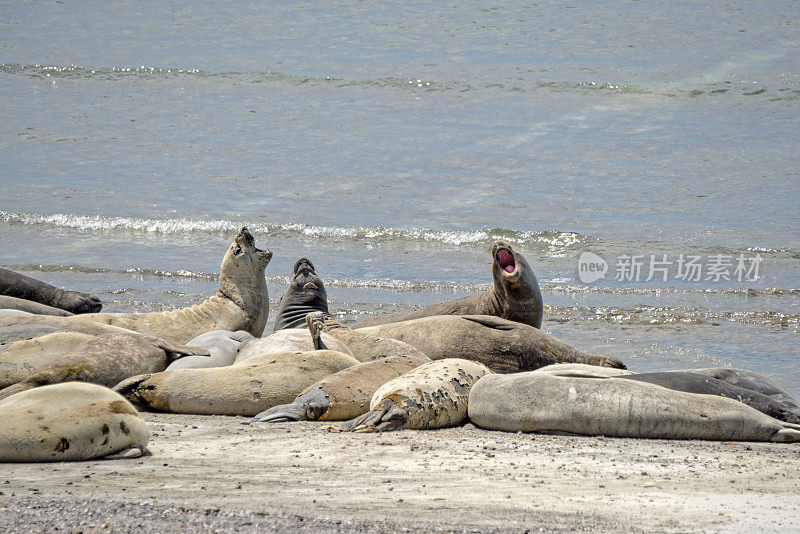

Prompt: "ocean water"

[1,2,798,396]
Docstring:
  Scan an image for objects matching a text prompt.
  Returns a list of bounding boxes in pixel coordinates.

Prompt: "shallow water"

[1,2,798,396]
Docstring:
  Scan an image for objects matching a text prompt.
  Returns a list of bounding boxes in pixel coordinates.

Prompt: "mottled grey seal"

[68,227,272,343]
[678,367,799,409]
[618,371,800,424]
[273,258,330,331]
[0,267,102,314]
[337,358,493,432]
[309,312,429,363]
[353,240,543,329]
[0,295,74,317]
[114,349,359,416]
[0,333,208,400]
[254,352,431,422]
[467,372,800,442]
[165,330,254,370]
[0,382,149,462]
[354,315,625,373]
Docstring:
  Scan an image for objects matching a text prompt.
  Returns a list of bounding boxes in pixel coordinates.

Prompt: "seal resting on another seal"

[68,227,272,343]
[273,258,330,331]
[165,330,254,370]
[114,349,359,416]
[0,295,74,317]
[253,352,431,423]
[0,331,96,388]
[467,372,800,442]
[337,358,492,432]
[354,315,625,373]
[0,267,102,314]
[0,333,208,401]
[0,382,149,462]
[353,240,543,329]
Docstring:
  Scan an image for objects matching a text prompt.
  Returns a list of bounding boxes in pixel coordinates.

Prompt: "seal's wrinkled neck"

[217,228,272,322]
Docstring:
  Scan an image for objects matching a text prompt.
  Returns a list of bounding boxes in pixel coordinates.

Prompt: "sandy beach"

[1,412,798,533]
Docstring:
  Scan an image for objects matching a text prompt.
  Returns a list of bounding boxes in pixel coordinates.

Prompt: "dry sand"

[1,413,799,533]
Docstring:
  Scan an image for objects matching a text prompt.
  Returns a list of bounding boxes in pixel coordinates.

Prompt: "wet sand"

[1,413,799,533]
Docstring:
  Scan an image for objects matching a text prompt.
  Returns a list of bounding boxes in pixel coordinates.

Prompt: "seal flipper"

[254,385,331,423]
[306,311,328,350]
[153,338,212,361]
[337,397,408,432]
[772,427,800,443]
[112,374,153,407]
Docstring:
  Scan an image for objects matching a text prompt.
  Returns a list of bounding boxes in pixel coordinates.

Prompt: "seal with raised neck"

[273,258,330,331]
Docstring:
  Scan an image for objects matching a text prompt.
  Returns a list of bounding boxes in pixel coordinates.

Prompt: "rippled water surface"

[1,2,798,395]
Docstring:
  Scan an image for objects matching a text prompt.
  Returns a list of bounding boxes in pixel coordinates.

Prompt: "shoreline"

[1,413,799,532]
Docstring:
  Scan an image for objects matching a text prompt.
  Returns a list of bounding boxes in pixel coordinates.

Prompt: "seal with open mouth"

[353,240,543,329]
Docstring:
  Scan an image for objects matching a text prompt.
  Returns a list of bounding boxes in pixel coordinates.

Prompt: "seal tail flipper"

[599,356,627,369]
[305,312,328,350]
[771,428,800,443]
[336,398,408,432]
[154,339,211,361]
[253,402,309,423]
[112,374,153,407]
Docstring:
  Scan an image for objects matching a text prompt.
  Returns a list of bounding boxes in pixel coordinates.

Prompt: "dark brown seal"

[0,267,102,314]
[353,240,543,329]
[273,258,330,331]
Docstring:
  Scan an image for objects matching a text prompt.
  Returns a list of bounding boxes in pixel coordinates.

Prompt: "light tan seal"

[355,315,625,373]
[337,358,492,432]
[0,333,208,400]
[63,227,272,343]
[114,349,359,416]
[467,372,800,442]
[254,352,432,422]
[233,320,352,364]
[1,331,96,388]
[354,240,543,329]
[0,382,149,462]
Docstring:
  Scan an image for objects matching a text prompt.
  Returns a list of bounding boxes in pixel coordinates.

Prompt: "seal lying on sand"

[308,312,429,363]
[165,330,254,370]
[0,267,102,314]
[0,382,149,462]
[67,227,272,343]
[254,352,432,423]
[467,372,800,442]
[354,240,543,329]
[1,331,96,388]
[337,358,492,432]
[273,258,330,331]
[0,333,207,401]
[114,349,359,416]
[618,371,800,424]
[0,295,74,317]
[354,315,624,373]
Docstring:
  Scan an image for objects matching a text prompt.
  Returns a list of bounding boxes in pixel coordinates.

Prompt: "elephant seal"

[678,368,799,409]
[309,312,429,363]
[0,267,102,314]
[165,330,254,370]
[254,352,432,422]
[66,227,272,343]
[0,295,74,317]
[0,333,209,400]
[337,358,492,432]
[273,258,330,331]
[354,315,625,373]
[0,382,149,462]
[534,363,634,378]
[1,323,68,347]
[0,309,33,318]
[233,316,352,364]
[1,331,96,388]
[467,372,800,442]
[114,349,359,416]
[354,240,543,329]
[618,372,800,424]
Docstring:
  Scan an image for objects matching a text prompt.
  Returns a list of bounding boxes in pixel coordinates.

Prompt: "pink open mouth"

[497,249,516,274]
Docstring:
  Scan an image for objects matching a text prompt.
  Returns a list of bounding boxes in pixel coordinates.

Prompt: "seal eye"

[233,245,242,256]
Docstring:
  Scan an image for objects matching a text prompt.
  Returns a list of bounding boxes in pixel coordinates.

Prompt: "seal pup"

[0,333,208,400]
[0,382,149,462]
[0,295,74,317]
[0,267,102,314]
[308,312,429,363]
[165,330,254,370]
[337,358,492,432]
[69,227,272,343]
[467,372,800,442]
[354,315,625,373]
[618,371,800,424]
[353,240,543,329]
[114,349,359,416]
[253,352,432,422]
[273,258,330,331]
